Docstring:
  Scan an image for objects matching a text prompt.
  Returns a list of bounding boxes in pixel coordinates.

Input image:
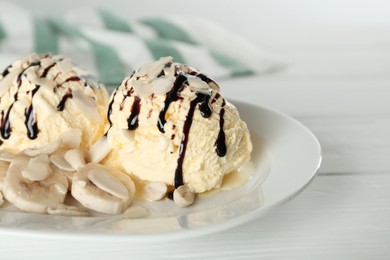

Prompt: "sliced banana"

[71,163,135,215]
[0,160,9,191]
[3,163,69,214]
[52,166,74,190]
[0,152,30,166]
[47,204,89,216]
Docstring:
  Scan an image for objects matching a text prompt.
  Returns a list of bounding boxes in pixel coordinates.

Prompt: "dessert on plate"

[0,55,252,215]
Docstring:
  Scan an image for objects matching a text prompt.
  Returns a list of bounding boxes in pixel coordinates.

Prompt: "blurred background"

[2,0,389,114]
[11,0,390,47]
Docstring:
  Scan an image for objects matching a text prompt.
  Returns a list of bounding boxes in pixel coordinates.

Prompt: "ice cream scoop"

[103,57,252,194]
[0,53,109,153]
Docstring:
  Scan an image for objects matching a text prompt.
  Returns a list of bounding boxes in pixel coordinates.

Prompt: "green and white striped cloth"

[0,2,281,86]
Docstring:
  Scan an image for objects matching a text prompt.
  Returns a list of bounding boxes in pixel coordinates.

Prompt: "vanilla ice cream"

[103,57,252,193]
[0,54,109,153]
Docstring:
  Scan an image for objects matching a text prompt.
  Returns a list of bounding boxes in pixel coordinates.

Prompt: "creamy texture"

[103,57,252,193]
[0,54,109,152]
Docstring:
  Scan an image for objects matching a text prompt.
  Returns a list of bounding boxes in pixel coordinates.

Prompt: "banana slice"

[0,152,30,166]
[71,163,135,215]
[0,160,9,191]
[51,165,74,190]
[3,162,69,214]
[47,204,89,216]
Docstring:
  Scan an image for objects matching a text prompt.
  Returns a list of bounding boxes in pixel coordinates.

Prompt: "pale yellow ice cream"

[0,54,109,153]
[103,57,252,193]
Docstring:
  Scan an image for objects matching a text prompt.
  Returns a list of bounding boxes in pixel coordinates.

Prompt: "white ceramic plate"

[0,101,321,242]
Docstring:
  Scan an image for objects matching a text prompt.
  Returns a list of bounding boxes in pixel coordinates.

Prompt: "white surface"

[0,102,321,241]
[1,0,390,259]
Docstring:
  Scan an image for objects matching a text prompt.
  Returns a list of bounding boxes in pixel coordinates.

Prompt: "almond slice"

[0,68,23,97]
[88,137,110,163]
[21,154,52,181]
[72,89,103,124]
[87,169,129,200]
[150,76,175,94]
[50,150,75,172]
[187,76,211,94]
[64,149,85,170]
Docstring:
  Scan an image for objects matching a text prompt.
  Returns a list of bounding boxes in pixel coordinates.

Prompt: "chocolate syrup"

[211,92,220,104]
[62,76,81,84]
[41,63,56,78]
[215,99,227,157]
[0,61,41,140]
[24,105,38,139]
[57,92,73,111]
[107,89,119,126]
[198,94,212,118]
[157,69,165,78]
[196,73,216,85]
[157,74,187,133]
[1,104,13,139]
[22,62,59,139]
[174,92,210,188]
[23,85,41,139]
[127,96,141,130]
[1,65,11,78]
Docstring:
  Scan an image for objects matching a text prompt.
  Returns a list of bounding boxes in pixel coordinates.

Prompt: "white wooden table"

[1,0,389,259]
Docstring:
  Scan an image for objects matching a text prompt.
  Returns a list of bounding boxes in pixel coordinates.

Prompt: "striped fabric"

[0,3,281,86]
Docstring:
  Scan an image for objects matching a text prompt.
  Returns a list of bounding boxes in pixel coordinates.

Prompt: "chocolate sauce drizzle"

[127,96,141,130]
[104,88,119,136]
[1,104,13,139]
[1,65,11,78]
[62,76,81,84]
[211,92,220,104]
[215,99,227,157]
[41,63,56,78]
[0,61,41,140]
[57,91,73,111]
[157,74,187,133]
[24,85,41,139]
[24,104,38,139]
[174,92,210,188]
[23,61,62,139]
[196,73,214,84]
